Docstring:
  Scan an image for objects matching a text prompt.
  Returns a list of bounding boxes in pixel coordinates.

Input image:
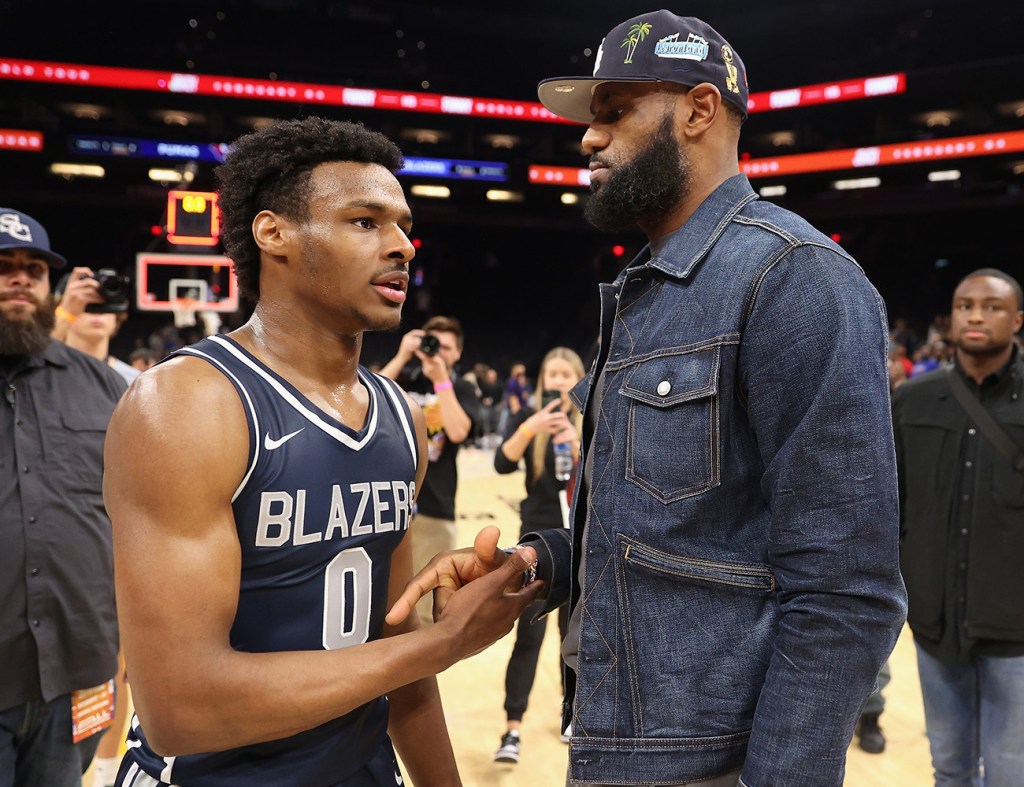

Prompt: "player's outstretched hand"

[433,542,543,660]
[385,525,530,625]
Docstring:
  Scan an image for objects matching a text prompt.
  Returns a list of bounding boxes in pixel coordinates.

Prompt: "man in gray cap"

[0,208,126,785]
[395,10,907,786]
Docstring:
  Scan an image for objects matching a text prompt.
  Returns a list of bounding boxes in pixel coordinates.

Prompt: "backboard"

[135,252,239,312]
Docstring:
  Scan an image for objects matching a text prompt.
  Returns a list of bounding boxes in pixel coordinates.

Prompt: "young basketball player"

[103,117,540,787]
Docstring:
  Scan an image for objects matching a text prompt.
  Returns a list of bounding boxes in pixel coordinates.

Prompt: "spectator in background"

[52,270,139,385]
[128,347,155,373]
[380,316,478,626]
[0,208,126,785]
[478,365,505,439]
[890,340,913,378]
[910,342,942,378]
[891,316,919,358]
[492,348,583,765]
[894,268,1024,786]
[505,362,531,415]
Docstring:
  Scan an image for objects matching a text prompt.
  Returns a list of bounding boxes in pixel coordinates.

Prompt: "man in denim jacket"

[392,10,906,786]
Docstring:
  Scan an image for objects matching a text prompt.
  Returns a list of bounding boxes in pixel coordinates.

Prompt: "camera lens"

[419,334,440,356]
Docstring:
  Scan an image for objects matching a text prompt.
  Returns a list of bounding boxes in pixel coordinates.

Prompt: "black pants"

[503,596,569,722]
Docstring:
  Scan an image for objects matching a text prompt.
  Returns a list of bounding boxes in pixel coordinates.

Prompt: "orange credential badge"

[71,680,115,743]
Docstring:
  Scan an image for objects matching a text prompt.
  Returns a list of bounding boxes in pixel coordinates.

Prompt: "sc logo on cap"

[0,213,33,242]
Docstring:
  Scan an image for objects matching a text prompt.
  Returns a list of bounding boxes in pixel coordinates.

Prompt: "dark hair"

[958,268,1024,312]
[422,315,464,349]
[215,117,404,301]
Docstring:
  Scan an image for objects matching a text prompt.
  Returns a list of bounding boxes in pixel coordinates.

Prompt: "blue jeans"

[0,695,102,787]
[916,643,1024,786]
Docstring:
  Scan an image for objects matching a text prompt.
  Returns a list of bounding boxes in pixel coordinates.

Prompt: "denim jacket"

[525,174,907,786]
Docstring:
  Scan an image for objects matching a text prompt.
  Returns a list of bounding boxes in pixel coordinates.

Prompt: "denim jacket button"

[656,380,671,396]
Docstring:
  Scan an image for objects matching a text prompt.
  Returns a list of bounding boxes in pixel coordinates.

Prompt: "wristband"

[55,307,78,323]
[433,380,454,393]
[518,424,536,440]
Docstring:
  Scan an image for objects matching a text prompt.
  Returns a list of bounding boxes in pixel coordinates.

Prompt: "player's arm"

[384,395,461,785]
[105,358,540,757]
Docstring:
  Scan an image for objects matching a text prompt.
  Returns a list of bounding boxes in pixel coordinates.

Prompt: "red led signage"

[0,128,42,151]
[531,130,1024,186]
[746,73,905,114]
[0,57,904,125]
[741,130,1024,178]
[528,165,592,187]
[0,57,571,125]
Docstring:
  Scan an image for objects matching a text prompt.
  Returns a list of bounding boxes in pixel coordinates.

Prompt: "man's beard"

[0,292,55,357]
[584,113,690,233]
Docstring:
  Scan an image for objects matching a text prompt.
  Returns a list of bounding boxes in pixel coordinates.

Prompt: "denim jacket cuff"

[518,528,572,618]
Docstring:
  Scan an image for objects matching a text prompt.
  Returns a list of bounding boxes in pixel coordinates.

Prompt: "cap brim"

[538,76,659,124]
[0,243,68,269]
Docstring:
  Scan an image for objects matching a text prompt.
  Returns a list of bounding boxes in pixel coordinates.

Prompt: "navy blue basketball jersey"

[121,335,418,787]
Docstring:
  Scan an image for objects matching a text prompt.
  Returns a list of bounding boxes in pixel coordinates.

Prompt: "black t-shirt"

[400,367,478,520]
[494,407,569,535]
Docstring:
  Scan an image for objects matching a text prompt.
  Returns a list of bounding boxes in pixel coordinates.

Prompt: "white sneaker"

[493,731,521,763]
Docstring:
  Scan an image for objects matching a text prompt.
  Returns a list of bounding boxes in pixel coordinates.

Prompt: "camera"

[86,269,131,314]
[419,334,441,357]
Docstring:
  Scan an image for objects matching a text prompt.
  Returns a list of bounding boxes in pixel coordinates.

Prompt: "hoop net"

[172,297,198,328]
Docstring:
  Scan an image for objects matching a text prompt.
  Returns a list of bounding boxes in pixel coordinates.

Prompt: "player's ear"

[252,210,293,259]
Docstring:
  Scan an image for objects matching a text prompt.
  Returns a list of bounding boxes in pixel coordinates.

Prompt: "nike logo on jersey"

[395,770,403,785]
[264,428,304,451]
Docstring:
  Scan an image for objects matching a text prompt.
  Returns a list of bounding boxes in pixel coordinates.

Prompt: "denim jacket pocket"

[621,347,721,503]
[615,535,777,738]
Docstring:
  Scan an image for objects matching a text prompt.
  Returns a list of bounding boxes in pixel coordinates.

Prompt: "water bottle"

[553,441,573,482]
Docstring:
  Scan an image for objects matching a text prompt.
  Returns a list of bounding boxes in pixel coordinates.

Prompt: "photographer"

[53,269,138,385]
[380,316,477,626]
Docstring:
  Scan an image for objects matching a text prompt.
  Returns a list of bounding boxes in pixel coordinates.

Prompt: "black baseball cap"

[538,10,748,124]
[0,207,68,269]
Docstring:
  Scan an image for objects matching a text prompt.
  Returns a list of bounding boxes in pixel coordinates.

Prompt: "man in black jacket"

[893,268,1024,786]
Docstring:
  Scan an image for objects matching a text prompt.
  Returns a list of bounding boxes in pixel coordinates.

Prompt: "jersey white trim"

[209,336,378,450]
[178,346,261,502]
[160,755,176,783]
[376,374,418,471]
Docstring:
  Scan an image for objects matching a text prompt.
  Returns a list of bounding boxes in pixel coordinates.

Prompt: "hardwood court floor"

[87,446,934,787]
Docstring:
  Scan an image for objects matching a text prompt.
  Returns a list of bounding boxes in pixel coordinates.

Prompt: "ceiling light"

[401,128,450,145]
[484,134,520,150]
[917,110,961,128]
[927,169,961,182]
[560,193,579,205]
[50,163,105,178]
[486,190,523,202]
[410,184,450,199]
[759,185,787,197]
[148,168,183,183]
[833,177,881,190]
[61,103,106,120]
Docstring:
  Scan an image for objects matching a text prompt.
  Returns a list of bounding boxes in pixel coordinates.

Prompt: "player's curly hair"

[215,117,404,301]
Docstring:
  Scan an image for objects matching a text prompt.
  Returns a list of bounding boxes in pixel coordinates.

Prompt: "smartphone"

[541,389,561,408]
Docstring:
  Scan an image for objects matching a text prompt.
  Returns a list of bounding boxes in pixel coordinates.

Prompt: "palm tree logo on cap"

[621,22,652,65]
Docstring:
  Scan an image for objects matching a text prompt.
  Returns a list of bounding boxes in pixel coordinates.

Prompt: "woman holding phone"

[491,347,584,765]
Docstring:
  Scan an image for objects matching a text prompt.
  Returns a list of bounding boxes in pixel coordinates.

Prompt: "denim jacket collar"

[617,173,758,285]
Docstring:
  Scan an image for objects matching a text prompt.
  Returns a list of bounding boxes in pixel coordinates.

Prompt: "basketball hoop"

[172,297,198,328]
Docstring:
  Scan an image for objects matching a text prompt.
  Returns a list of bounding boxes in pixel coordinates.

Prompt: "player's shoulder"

[113,351,244,435]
